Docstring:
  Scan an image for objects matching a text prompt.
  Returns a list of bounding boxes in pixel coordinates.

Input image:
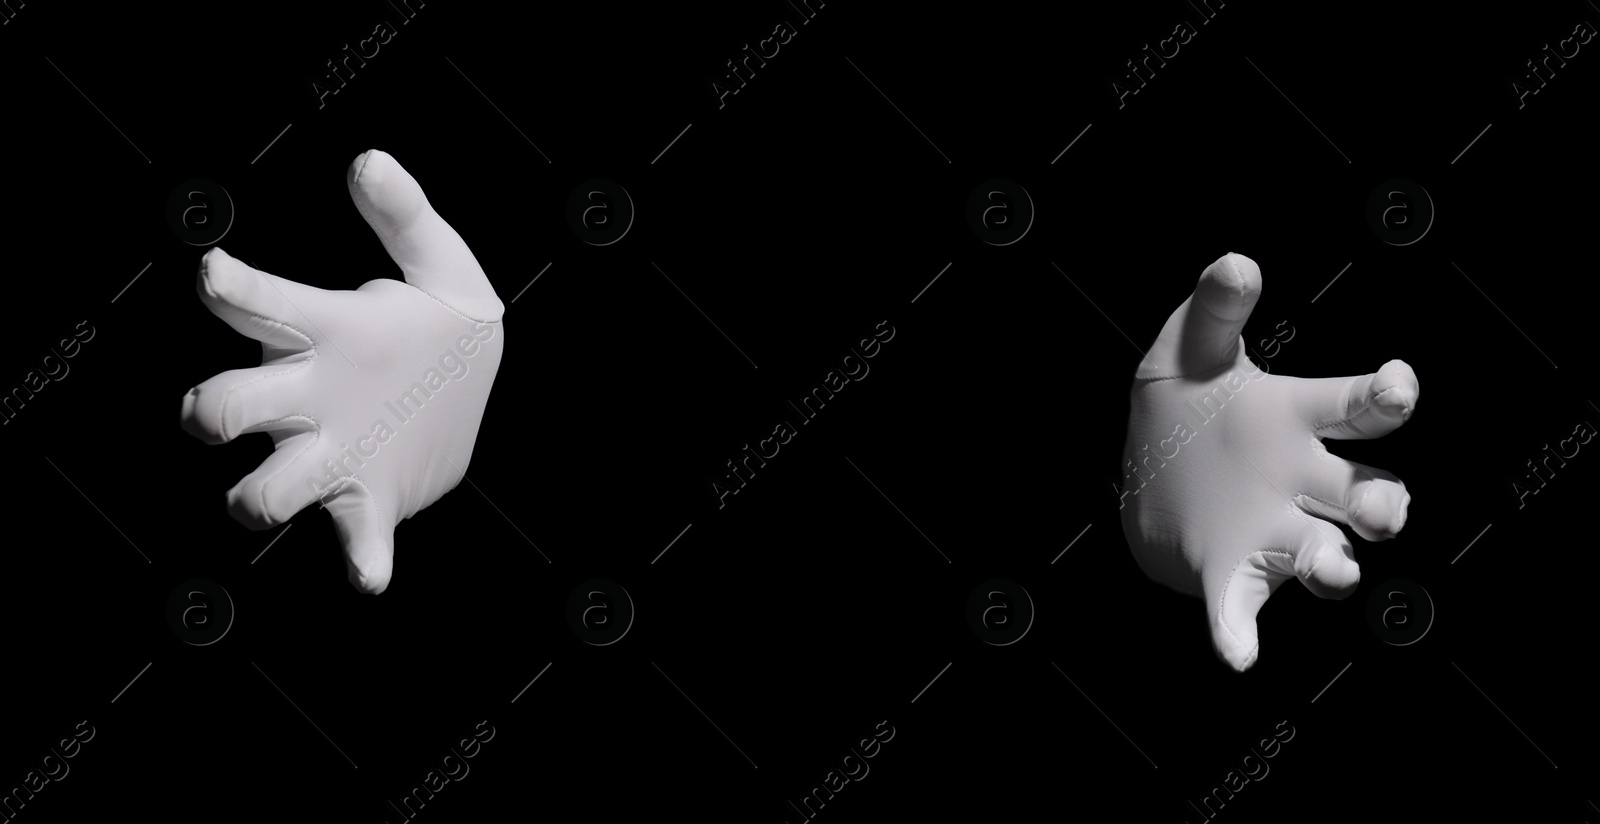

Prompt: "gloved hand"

[1118,253,1418,671]
[181,149,506,594]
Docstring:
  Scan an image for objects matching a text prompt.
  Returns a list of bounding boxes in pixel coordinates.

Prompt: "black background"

[1,1,1596,821]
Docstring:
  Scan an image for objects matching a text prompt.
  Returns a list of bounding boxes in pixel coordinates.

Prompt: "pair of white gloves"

[182,154,1418,672]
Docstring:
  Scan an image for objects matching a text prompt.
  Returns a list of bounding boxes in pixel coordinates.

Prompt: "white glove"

[181,150,505,594]
[1118,253,1418,671]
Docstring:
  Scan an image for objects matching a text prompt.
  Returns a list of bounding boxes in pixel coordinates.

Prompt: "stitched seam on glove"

[1288,507,1332,579]
[412,286,503,326]
[344,474,385,533]
[1313,384,1403,432]
[1350,475,1377,522]
[219,361,313,439]
[237,313,317,353]
[1132,359,1238,384]
[257,414,321,518]
[1291,492,1345,514]
[1216,548,1293,650]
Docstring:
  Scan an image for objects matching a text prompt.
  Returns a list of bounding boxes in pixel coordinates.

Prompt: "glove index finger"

[197,247,321,353]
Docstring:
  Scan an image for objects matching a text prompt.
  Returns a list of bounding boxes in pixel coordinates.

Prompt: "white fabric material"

[1119,253,1418,671]
[182,150,505,594]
